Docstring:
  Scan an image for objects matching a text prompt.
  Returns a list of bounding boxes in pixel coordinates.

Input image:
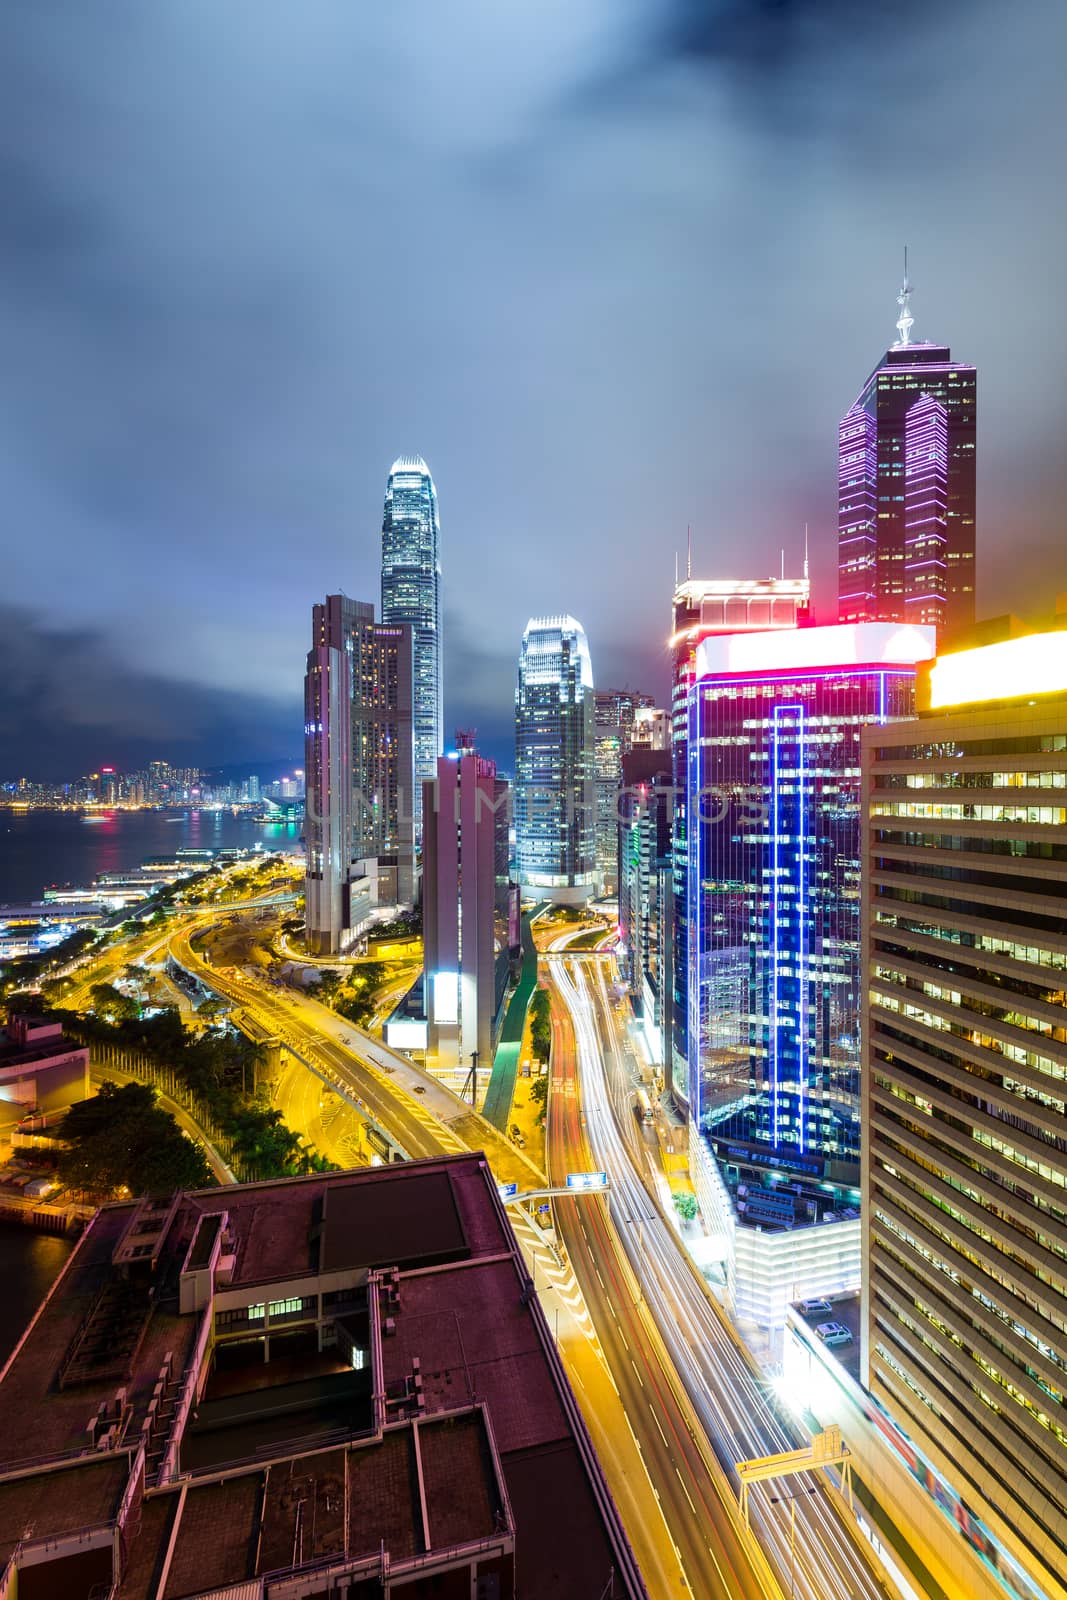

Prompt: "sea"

[0,1224,74,1365]
[0,806,303,904]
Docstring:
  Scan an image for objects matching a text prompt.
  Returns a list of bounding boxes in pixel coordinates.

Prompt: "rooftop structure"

[0,1155,644,1600]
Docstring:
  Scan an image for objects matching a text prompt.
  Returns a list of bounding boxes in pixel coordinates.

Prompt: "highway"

[547,972,782,1600]
[549,951,903,1600]
[167,923,548,1193]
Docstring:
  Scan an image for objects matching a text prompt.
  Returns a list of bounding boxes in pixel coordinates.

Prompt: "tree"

[89,982,139,1022]
[60,1082,211,1197]
[529,987,552,1063]
[673,1191,698,1223]
[528,1072,549,1125]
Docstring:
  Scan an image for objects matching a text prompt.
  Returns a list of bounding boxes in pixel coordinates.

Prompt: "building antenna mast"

[686,524,692,581]
[803,523,810,583]
[895,244,914,347]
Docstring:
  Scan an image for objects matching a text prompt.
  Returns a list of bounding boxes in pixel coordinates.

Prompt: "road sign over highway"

[566,1171,608,1192]
[498,1182,518,1201]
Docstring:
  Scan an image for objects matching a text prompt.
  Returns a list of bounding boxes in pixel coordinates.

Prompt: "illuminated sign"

[566,1171,608,1191]
[432,971,459,1025]
[695,621,935,681]
[927,630,1067,710]
[497,1182,518,1201]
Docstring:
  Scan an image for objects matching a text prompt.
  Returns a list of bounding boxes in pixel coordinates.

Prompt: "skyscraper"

[593,687,655,896]
[423,746,514,1074]
[514,615,596,904]
[303,595,416,954]
[618,748,674,1089]
[685,618,935,1325]
[380,456,443,818]
[838,274,976,638]
[862,613,1067,1600]
[670,576,811,1114]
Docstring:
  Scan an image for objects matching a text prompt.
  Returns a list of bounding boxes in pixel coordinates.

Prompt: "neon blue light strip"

[688,680,702,1126]
[771,703,806,1154]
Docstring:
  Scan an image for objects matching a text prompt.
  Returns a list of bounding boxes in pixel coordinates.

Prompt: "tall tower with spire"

[381,455,443,827]
[838,263,976,639]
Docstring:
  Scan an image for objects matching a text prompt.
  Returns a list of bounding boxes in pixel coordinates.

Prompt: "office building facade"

[685,619,935,1325]
[381,455,443,819]
[670,576,811,1115]
[618,749,674,1089]
[423,749,514,1073]
[593,687,655,896]
[304,595,416,953]
[838,286,976,639]
[862,618,1067,1600]
[514,615,596,904]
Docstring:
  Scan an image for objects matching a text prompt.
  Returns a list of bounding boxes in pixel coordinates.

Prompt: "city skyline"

[4,3,1067,776]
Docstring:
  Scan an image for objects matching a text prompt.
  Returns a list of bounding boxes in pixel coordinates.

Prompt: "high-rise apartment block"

[381,456,443,821]
[304,595,416,954]
[684,618,935,1326]
[838,283,976,639]
[423,748,514,1072]
[862,613,1067,1600]
[670,576,811,1114]
[514,615,597,904]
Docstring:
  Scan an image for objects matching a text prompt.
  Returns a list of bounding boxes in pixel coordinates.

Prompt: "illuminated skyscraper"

[838,274,976,638]
[685,619,935,1325]
[593,687,655,896]
[669,576,811,1114]
[381,456,442,817]
[862,615,1067,1600]
[304,595,416,953]
[514,615,596,904]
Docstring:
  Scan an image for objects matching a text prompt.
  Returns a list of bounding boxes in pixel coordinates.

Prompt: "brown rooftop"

[0,1154,645,1600]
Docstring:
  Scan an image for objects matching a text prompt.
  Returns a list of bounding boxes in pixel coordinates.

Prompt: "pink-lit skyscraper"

[838,275,976,639]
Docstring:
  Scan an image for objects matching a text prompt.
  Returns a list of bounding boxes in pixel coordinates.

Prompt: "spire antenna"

[895,245,914,347]
[686,524,692,581]
[803,523,810,583]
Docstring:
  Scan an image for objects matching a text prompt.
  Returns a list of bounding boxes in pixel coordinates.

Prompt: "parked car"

[800,1298,833,1317]
[815,1321,854,1347]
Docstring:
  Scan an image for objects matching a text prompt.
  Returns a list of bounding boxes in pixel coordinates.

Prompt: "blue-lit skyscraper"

[381,456,442,814]
[515,615,596,904]
[685,620,935,1326]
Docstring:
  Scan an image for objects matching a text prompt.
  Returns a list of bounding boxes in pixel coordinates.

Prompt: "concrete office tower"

[593,688,655,896]
[685,619,935,1328]
[514,615,596,904]
[380,455,443,823]
[862,613,1067,1600]
[838,273,976,638]
[670,576,811,1115]
[303,595,417,954]
[423,748,513,1076]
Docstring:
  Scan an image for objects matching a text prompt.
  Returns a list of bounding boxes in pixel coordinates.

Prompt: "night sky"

[4,1,1066,778]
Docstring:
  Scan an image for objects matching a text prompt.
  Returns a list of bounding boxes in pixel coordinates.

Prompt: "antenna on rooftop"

[895,245,914,347]
[803,523,810,583]
[780,548,785,581]
[686,524,692,581]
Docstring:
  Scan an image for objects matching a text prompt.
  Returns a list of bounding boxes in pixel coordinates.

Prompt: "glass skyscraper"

[381,456,442,815]
[686,622,935,1173]
[838,286,976,639]
[514,615,596,904]
[670,577,811,1115]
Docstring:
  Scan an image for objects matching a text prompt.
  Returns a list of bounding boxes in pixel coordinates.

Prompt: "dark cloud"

[2,0,1065,778]
[0,606,295,779]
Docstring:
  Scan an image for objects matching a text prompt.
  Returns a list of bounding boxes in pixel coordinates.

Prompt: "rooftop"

[0,1154,643,1600]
